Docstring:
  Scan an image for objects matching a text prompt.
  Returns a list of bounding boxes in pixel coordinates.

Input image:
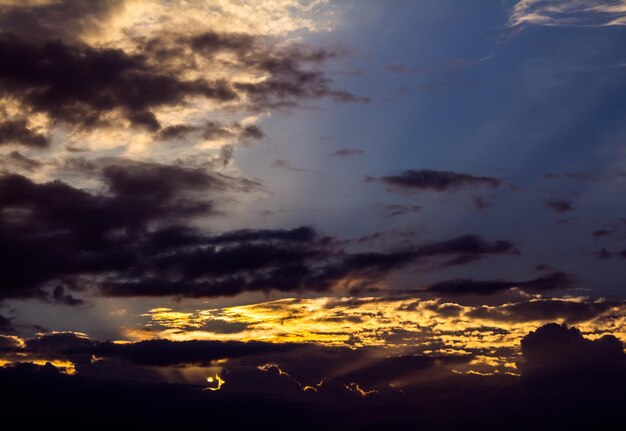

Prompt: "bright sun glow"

[205,374,226,391]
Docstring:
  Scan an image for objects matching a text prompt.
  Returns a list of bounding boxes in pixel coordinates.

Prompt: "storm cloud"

[0,160,259,301]
[519,322,625,387]
[100,234,516,298]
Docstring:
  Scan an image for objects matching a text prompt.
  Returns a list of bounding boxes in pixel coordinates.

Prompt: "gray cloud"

[366,169,501,193]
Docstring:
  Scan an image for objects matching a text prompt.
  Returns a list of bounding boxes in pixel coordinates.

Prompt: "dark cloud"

[0,166,434,300]
[329,354,470,390]
[100,248,336,298]
[162,31,368,110]
[10,333,456,401]
[366,169,501,193]
[332,148,364,157]
[127,110,160,131]
[422,301,465,317]
[0,334,21,351]
[468,299,619,324]
[220,365,305,396]
[1,323,625,430]
[23,332,94,365]
[0,0,124,43]
[425,271,574,296]
[200,122,263,142]
[100,233,515,298]
[596,247,626,259]
[412,234,517,265]
[101,160,231,205]
[0,120,48,147]
[1,333,305,376]
[0,313,13,332]
[216,344,353,387]
[520,323,625,387]
[343,235,517,274]
[241,124,264,140]
[0,363,324,429]
[11,331,455,391]
[0,161,258,301]
[544,172,593,181]
[223,364,375,402]
[189,31,255,57]
[545,198,573,213]
[5,151,42,171]
[52,285,84,306]
[351,234,515,271]
[155,121,264,143]
[155,124,197,140]
[0,169,374,300]
[271,159,308,172]
[231,47,369,109]
[1,358,622,430]
[592,229,612,238]
[380,204,422,217]
[0,18,514,303]
[29,333,468,397]
[211,226,317,244]
[218,145,234,166]
[3,3,625,428]
[89,339,302,366]
[0,359,377,428]
[349,227,421,245]
[0,6,366,138]
[0,34,237,130]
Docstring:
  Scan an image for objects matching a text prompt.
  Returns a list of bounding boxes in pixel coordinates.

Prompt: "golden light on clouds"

[89,0,336,48]
[31,359,77,374]
[0,4,624,425]
[137,295,626,375]
[0,0,345,193]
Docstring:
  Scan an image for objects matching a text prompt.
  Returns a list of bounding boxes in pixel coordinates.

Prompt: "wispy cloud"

[510,0,626,28]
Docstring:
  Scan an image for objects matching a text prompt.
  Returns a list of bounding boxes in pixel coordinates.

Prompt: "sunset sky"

[1,1,625,428]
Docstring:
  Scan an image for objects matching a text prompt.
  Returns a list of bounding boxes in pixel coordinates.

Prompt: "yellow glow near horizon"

[137,295,626,375]
[1,295,623,379]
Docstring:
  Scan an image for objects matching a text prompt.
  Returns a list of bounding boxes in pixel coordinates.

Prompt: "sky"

[0,0,625,428]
